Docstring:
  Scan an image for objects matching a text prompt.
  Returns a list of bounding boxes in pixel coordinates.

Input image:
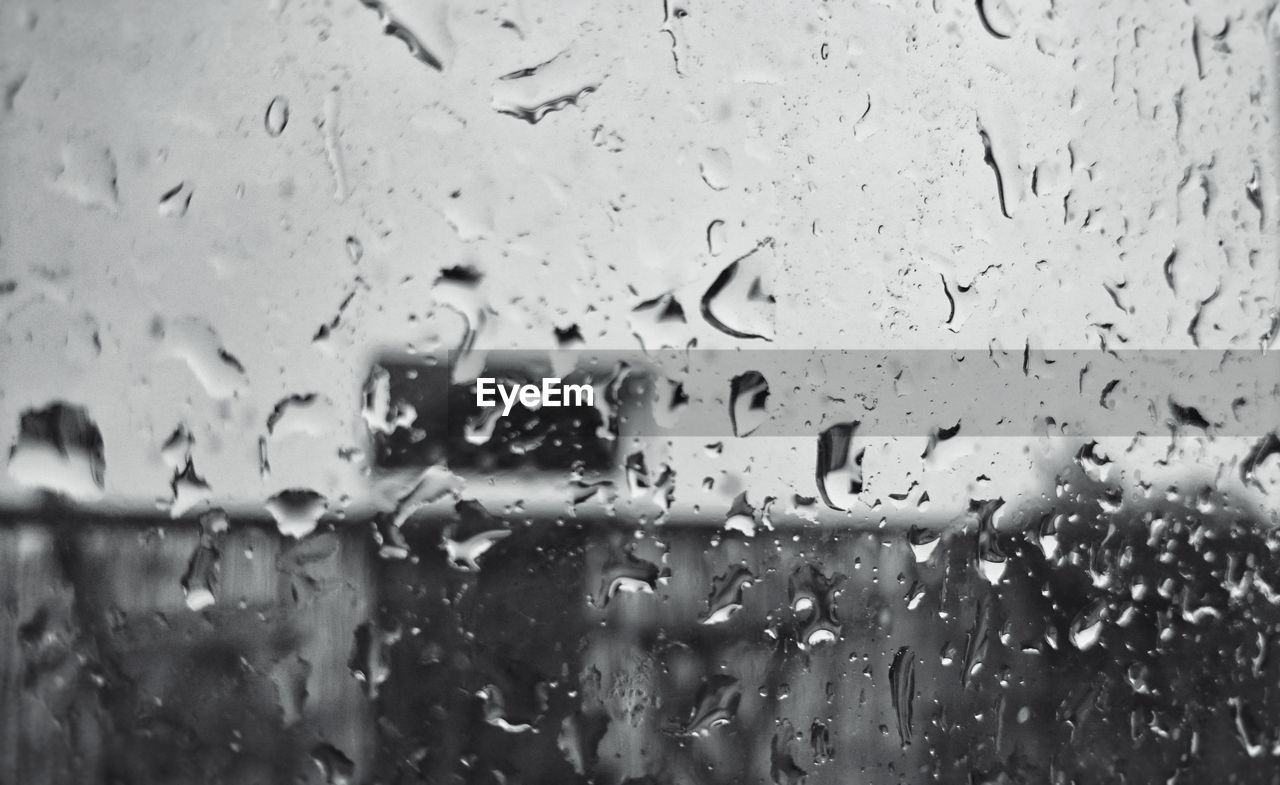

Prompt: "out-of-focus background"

[3,0,1280,782]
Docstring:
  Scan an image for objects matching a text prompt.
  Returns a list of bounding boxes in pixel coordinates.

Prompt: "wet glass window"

[3,0,1280,783]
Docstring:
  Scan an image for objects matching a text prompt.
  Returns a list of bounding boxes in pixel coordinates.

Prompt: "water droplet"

[181,509,228,611]
[356,0,454,71]
[724,491,772,537]
[706,219,726,256]
[596,547,666,607]
[345,235,363,263]
[349,621,396,699]
[320,88,347,203]
[2,68,27,116]
[361,365,416,435]
[7,402,105,500]
[629,292,691,351]
[701,238,776,341]
[975,0,1016,39]
[269,653,312,726]
[370,513,410,560]
[1070,600,1106,651]
[53,140,118,211]
[160,424,193,469]
[700,564,755,625]
[1035,513,1061,560]
[770,725,808,785]
[264,96,289,137]
[789,564,844,648]
[680,674,741,735]
[816,421,863,511]
[1247,164,1265,229]
[698,147,733,191]
[729,371,770,437]
[810,719,834,763]
[476,684,532,732]
[380,465,465,526]
[977,121,1011,219]
[973,498,1007,585]
[441,513,510,571]
[1241,432,1280,491]
[907,525,940,563]
[160,317,249,400]
[168,458,212,518]
[266,393,332,438]
[889,646,916,748]
[265,489,328,538]
[157,181,193,218]
[311,743,355,785]
[905,581,926,610]
[492,50,604,124]
[624,450,676,513]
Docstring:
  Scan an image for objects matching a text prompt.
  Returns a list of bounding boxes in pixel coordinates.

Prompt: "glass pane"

[2,0,1279,782]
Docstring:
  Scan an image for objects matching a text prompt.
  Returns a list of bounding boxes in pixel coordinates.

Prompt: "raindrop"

[160,424,194,469]
[810,719,834,763]
[789,564,844,648]
[441,522,511,572]
[7,402,105,500]
[816,421,863,511]
[157,181,193,218]
[973,498,1007,585]
[700,238,776,341]
[168,458,212,518]
[723,491,772,536]
[975,0,1016,39]
[698,147,733,191]
[2,69,26,115]
[181,509,228,611]
[555,323,585,348]
[266,393,331,438]
[356,0,453,71]
[265,488,328,538]
[311,743,355,785]
[1240,432,1280,491]
[478,683,539,733]
[889,647,916,748]
[624,451,677,513]
[349,621,396,699]
[361,365,416,435]
[907,525,940,563]
[596,548,666,607]
[319,89,347,203]
[680,674,741,735]
[977,122,1011,218]
[492,50,604,124]
[706,219,726,255]
[962,600,991,686]
[1070,600,1106,651]
[161,317,249,400]
[770,726,808,785]
[1247,164,1264,228]
[1168,397,1212,430]
[53,140,119,211]
[729,371,770,436]
[629,292,690,351]
[700,564,755,625]
[345,235,363,263]
[265,96,289,136]
[370,513,410,560]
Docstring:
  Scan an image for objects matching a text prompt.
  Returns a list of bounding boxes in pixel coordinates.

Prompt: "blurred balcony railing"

[4,466,1279,784]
